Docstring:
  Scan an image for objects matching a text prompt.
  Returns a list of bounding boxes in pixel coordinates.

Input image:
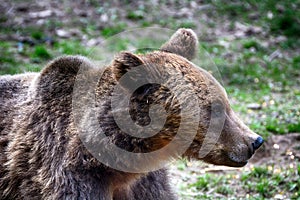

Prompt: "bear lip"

[230,160,248,167]
[228,154,249,167]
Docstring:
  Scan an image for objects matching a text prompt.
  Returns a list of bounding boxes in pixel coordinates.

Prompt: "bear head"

[99,28,264,168]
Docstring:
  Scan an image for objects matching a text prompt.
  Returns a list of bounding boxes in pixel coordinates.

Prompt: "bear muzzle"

[227,135,264,167]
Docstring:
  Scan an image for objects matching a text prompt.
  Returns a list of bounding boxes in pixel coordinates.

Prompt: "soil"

[251,133,300,167]
[169,133,300,198]
[0,0,274,45]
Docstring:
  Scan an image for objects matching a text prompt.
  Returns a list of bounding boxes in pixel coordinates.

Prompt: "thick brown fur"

[0,29,262,199]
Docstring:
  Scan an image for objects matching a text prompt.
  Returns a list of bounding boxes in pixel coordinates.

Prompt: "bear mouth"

[207,157,248,167]
[229,160,248,167]
[202,152,249,167]
[227,154,249,167]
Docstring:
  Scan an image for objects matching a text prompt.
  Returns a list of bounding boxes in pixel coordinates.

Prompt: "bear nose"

[252,136,264,151]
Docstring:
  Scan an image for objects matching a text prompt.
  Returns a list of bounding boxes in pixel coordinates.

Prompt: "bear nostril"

[252,136,264,151]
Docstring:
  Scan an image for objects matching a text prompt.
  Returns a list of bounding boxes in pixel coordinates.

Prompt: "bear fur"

[0,29,263,199]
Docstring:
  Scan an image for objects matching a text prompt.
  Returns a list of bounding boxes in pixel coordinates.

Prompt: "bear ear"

[41,56,86,76]
[160,28,198,60]
[112,51,144,81]
[37,56,93,100]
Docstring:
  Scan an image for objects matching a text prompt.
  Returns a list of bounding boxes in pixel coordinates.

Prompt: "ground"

[169,133,300,199]
[0,0,299,199]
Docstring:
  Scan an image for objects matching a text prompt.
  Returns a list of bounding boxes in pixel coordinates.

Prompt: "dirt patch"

[169,133,300,198]
[0,0,267,42]
[251,133,300,167]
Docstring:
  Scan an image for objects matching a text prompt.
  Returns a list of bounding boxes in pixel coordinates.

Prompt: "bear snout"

[228,144,252,164]
[234,135,264,163]
[224,111,264,162]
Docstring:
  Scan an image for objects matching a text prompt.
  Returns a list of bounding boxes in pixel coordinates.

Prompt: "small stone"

[234,31,245,38]
[268,50,282,62]
[29,10,52,18]
[246,26,262,35]
[36,19,45,25]
[274,194,284,199]
[273,144,280,149]
[100,14,108,23]
[247,103,261,110]
[249,12,259,20]
[17,42,24,52]
[267,11,273,19]
[56,29,71,38]
[275,36,287,43]
[235,22,248,31]
[87,39,99,47]
[190,1,197,9]
[219,40,230,48]
[175,7,192,18]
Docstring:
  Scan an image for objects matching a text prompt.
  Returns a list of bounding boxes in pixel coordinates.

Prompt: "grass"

[127,10,145,20]
[241,165,300,198]
[175,163,300,199]
[0,37,90,74]
[210,0,300,48]
[54,40,91,56]
[199,35,300,138]
[101,23,127,38]
[190,174,234,196]
[32,45,52,60]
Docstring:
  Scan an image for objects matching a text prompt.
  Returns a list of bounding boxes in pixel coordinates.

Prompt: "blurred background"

[0,0,299,199]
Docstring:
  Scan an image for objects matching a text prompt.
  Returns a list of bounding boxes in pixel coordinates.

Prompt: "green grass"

[225,85,300,138]
[209,0,300,48]
[54,40,91,56]
[0,38,91,74]
[199,35,300,138]
[32,45,52,60]
[31,31,44,40]
[177,164,300,199]
[101,23,127,38]
[241,165,300,198]
[0,41,22,74]
[127,10,144,20]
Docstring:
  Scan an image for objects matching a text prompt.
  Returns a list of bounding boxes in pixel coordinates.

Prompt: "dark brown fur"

[0,29,263,199]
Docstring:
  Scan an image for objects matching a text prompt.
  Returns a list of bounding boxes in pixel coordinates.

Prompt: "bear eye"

[211,102,225,118]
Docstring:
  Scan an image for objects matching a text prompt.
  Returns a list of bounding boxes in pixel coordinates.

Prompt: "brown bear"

[0,28,263,199]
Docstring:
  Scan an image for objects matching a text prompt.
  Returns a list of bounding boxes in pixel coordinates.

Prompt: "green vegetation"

[0,38,91,74]
[200,35,300,138]
[32,45,51,59]
[101,23,127,38]
[175,163,300,199]
[210,0,300,48]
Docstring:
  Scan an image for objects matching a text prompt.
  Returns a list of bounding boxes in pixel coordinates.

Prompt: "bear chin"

[227,160,248,168]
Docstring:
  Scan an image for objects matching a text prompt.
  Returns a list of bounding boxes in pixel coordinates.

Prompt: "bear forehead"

[139,51,228,105]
